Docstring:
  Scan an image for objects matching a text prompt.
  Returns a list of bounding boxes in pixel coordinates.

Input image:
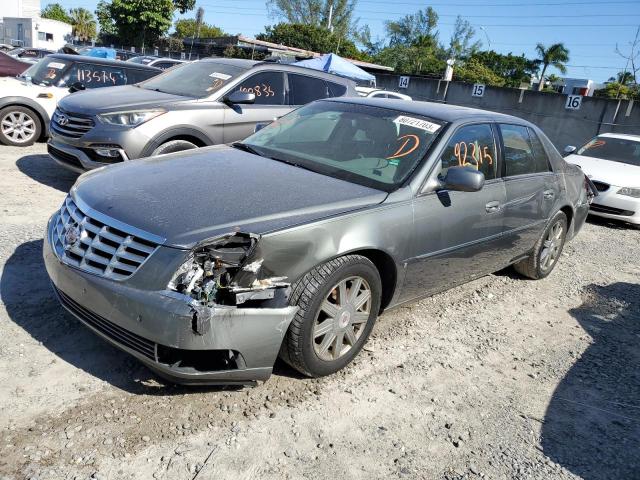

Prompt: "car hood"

[565,154,640,187]
[73,145,388,248]
[58,85,189,114]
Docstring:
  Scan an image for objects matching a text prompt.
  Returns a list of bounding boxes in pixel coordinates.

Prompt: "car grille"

[48,144,83,169]
[51,196,161,280]
[591,181,610,192]
[54,286,157,361]
[51,108,95,138]
[590,203,635,217]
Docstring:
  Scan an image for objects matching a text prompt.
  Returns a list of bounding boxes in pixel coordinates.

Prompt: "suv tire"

[0,106,42,147]
[151,140,198,156]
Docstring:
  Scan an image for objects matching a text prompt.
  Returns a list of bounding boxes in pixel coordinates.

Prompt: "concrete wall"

[376,74,640,150]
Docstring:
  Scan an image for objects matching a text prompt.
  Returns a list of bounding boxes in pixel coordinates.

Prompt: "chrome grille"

[51,108,95,138]
[51,196,160,280]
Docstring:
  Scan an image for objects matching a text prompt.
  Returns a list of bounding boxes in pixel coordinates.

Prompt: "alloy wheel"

[313,276,372,361]
[1,111,36,144]
[540,220,564,272]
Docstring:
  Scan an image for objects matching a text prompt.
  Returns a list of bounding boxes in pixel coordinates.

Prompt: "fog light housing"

[95,148,120,158]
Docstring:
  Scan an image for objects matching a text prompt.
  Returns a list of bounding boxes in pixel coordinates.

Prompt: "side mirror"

[68,81,85,93]
[440,166,485,192]
[224,90,255,105]
[563,145,577,156]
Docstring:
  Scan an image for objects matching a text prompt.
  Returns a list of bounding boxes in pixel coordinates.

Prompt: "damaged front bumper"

[43,229,298,386]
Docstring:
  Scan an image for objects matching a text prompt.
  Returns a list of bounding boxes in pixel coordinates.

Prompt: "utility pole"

[327,4,334,33]
[189,6,204,61]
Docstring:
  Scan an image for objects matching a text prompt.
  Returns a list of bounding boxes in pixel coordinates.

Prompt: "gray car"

[44,98,591,385]
[47,58,356,172]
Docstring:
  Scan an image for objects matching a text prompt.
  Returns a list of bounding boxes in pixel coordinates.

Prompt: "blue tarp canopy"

[294,53,375,83]
[81,47,116,59]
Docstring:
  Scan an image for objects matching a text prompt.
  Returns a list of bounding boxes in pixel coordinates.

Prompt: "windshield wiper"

[231,143,317,173]
[231,142,263,156]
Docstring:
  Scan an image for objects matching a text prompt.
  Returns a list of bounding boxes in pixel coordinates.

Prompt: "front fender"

[140,125,215,157]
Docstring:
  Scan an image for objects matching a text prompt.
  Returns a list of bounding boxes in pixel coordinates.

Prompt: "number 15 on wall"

[472,84,485,97]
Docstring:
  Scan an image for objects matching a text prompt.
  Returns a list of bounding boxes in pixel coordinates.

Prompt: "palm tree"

[535,43,570,91]
[69,8,97,43]
[612,71,634,85]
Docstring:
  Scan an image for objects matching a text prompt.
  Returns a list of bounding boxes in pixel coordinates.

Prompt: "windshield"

[20,58,72,86]
[242,101,445,191]
[577,136,640,166]
[139,61,245,98]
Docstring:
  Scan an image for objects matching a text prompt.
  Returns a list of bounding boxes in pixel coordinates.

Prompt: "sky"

[56,0,640,82]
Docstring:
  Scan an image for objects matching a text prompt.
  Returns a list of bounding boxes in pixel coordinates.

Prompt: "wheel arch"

[140,126,215,157]
[0,96,50,139]
[343,248,398,313]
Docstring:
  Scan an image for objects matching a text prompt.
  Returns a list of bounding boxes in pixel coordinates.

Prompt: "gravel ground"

[0,143,638,480]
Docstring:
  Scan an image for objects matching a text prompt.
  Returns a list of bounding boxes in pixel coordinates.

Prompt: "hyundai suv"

[47,58,357,172]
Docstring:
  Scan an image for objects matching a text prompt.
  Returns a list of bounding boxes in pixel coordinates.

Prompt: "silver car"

[44,98,592,386]
[47,58,357,172]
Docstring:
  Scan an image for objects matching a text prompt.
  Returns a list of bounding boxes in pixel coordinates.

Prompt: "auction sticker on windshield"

[47,62,66,70]
[209,72,232,80]
[393,115,440,133]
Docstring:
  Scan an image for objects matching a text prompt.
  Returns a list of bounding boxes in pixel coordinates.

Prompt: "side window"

[233,72,285,105]
[500,124,537,176]
[288,73,331,105]
[527,128,553,173]
[64,63,127,88]
[439,124,497,181]
[371,92,387,98]
[327,82,347,97]
[126,68,159,84]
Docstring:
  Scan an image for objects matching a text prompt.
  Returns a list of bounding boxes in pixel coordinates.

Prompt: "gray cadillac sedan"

[44,98,591,385]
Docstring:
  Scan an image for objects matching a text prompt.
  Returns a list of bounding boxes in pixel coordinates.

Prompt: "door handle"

[485,201,501,213]
[543,190,555,200]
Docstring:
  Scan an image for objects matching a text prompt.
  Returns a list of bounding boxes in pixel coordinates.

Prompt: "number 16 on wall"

[565,95,582,110]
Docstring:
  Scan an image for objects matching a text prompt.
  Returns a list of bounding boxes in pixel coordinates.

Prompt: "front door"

[401,123,508,302]
[222,71,292,143]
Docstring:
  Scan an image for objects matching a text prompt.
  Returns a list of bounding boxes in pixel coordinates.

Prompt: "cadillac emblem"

[63,224,80,250]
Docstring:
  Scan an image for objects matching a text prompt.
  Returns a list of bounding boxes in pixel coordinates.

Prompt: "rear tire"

[514,211,568,280]
[151,140,198,156]
[0,106,42,147]
[280,255,382,377]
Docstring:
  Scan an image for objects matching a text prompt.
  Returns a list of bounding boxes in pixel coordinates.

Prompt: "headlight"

[617,187,640,198]
[98,109,165,127]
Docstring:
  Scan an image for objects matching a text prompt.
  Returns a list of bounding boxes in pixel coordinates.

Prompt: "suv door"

[286,73,347,106]
[401,123,508,301]
[222,71,292,143]
[498,123,560,259]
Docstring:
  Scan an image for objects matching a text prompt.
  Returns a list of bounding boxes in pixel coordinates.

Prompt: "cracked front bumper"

[43,225,298,385]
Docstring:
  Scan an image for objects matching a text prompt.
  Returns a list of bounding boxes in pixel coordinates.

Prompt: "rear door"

[222,71,291,143]
[499,123,560,260]
[400,122,508,301]
[286,72,348,106]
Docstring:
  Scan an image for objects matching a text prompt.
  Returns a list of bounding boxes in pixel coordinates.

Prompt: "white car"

[564,133,640,225]
[0,54,160,146]
[355,86,412,101]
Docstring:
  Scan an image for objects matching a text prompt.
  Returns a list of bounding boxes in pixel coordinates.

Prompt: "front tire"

[151,139,198,156]
[0,106,41,146]
[281,255,382,377]
[514,211,568,280]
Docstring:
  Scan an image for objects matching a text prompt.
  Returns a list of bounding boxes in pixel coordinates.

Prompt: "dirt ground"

[0,143,638,480]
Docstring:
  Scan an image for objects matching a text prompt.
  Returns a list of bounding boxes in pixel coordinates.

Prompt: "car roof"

[598,132,640,142]
[196,57,355,85]
[323,97,533,124]
[47,53,162,71]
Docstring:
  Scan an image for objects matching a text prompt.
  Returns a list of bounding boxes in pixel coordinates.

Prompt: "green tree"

[594,82,639,99]
[534,42,570,91]
[69,8,97,42]
[447,16,481,59]
[267,0,356,39]
[609,71,634,86]
[466,50,538,88]
[454,58,505,86]
[173,19,225,39]
[257,23,368,60]
[96,0,195,48]
[41,3,72,23]
[385,7,438,47]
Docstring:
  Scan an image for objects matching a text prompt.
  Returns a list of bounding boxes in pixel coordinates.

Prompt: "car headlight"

[98,109,165,127]
[617,187,640,198]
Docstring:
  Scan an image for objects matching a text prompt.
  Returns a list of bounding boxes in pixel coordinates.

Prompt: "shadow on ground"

[542,282,640,479]
[0,240,254,395]
[16,154,77,192]
[586,214,639,231]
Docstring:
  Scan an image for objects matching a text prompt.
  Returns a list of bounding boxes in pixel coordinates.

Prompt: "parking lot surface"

[1,143,638,480]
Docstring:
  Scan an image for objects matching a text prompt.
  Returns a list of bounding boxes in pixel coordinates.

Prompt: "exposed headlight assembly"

[98,109,165,127]
[617,187,640,198]
[168,233,289,306]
